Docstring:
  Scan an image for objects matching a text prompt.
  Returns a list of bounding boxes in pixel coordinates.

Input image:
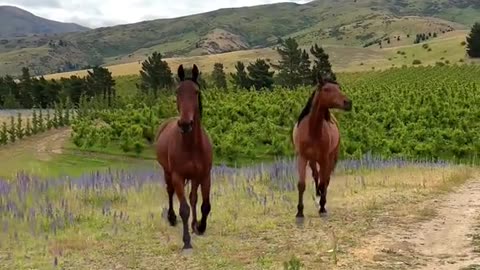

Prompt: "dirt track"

[355,175,480,269]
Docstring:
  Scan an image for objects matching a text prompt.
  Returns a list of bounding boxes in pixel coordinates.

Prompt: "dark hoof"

[168,214,177,226]
[197,222,207,235]
[319,208,328,217]
[182,243,193,250]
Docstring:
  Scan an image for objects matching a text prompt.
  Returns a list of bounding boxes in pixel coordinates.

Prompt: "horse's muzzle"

[343,100,353,111]
[178,120,193,133]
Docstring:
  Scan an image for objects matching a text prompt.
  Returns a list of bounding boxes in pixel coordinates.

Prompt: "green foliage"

[38,109,45,132]
[8,116,15,143]
[71,65,480,164]
[0,122,7,145]
[466,22,480,58]
[283,256,304,270]
[16,113,23,140]
[31,109,39,135]
[25,118,32,137]
[46,110,52,130]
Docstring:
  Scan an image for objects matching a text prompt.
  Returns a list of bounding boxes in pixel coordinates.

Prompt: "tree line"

[137,37,337,96]
[0,66,115,109]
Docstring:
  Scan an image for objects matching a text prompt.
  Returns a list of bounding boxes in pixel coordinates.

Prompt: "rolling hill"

[0,0,479,77]
[0,6,89,38]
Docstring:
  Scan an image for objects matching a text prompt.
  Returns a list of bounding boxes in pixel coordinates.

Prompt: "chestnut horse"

[155,64,213,250]
[292,75,352,217]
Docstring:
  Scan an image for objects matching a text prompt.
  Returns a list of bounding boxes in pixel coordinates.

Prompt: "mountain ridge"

[0,5,89,38]
[0,0,479,76]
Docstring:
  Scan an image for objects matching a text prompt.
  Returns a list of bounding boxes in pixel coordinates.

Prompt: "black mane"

[296,80,338,125]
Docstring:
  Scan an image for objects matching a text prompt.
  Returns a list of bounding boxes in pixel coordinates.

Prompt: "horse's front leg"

[318,157,332,215]
[172,173,192,249]
[189,181,200,234]
[296,156,308,218]
[197,174,211,235]
[165,172,177,226]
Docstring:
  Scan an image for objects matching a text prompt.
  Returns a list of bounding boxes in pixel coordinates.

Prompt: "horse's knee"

[297,182,306,192]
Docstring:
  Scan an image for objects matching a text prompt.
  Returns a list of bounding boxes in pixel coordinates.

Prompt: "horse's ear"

[178,64,185,81]
[192,64,199,82]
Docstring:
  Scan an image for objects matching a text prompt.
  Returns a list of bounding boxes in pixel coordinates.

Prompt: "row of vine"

[70,65,480,164]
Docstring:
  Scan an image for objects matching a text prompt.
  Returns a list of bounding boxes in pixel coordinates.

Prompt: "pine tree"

[466,22,480,58]
[298,50,312,86]
[138,51,174,98]
[18,67,34,108]
[273,37,303,88]
[230,61,250,89]
[211,63,227,89]
[310,44,337,84]
[247,59,274,90]
[86,66,116,106]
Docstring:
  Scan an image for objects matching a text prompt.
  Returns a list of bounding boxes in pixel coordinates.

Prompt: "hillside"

[0,0,479,76]
[0,6,89,37]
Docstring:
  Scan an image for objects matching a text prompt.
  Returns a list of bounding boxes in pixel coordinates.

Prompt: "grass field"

[41,30,471,80]
[0,123,478,269]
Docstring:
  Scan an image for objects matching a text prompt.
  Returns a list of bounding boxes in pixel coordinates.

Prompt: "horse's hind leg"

[296,156,308,218]
[164,171,177,226]
[197,175,211,235]
[189,181,200,234]
[172,173,192,250]
[318,159,332,215]
[309,161,320,201]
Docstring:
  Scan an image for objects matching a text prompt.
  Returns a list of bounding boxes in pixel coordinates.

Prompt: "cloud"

[0,0,311,28]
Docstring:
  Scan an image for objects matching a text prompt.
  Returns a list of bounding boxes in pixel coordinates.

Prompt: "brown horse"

[292,74,352,217]
[155,64,213,250]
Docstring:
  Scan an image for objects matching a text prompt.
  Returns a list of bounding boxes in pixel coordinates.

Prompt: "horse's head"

[176,64,201,134]
[314,74,352,111]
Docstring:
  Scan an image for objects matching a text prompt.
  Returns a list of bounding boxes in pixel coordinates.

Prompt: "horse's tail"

[154,117,178,143]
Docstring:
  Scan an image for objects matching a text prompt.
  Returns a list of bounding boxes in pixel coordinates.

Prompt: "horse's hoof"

[295,216,305,226]
[168,215,177,227]
[196,223,207,235]
[193,223,204,236]
[181,246,193,256]
[319,209,328,217]
[182,243,193,251]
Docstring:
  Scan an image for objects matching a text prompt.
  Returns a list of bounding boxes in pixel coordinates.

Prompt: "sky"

[0,0,311,28]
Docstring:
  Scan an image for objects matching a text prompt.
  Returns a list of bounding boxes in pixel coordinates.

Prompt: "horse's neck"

[308,103,328,139]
